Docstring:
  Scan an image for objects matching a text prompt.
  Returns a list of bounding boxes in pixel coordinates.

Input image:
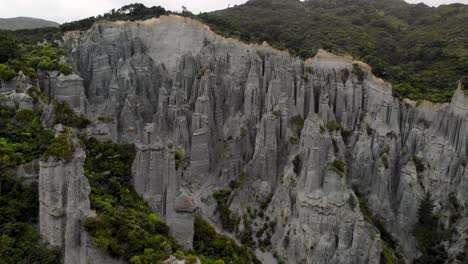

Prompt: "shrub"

[27,87,49,104]
[381,155,389,169]
[37,56,58,71]
[352,63,365,82]
[193,215,259,264]
[213,189,239,232]
[229,171,245,190]
[0,107,53,165]
[240,127,248,137]
[186,255,198,264]
[0,63,16,81]
[289,136,299,144]
[325,121,341,131]
[289,115,304,137]
[97,115,114,123]
[53,100,90,129]
[328,159,346,178]
[44,133,74,161]
[175,150,184,170]
[59,64,73,75]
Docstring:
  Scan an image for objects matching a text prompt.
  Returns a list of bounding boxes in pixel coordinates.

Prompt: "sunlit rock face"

[51,15,467,263]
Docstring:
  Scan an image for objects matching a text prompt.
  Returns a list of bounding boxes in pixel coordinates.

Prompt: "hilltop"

[0,17,59,30]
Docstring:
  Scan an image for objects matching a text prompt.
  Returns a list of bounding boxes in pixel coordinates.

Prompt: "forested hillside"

[200,0,468,102]
[0,17,59,30]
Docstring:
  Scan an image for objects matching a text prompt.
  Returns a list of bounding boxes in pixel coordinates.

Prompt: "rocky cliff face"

[50,15,467,263]
[39,126,125,264]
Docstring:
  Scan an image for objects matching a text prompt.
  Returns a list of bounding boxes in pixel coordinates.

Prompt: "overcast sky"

[0,0,467,23]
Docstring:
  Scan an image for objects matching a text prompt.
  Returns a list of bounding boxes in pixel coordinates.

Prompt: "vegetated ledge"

[65,14,465,107]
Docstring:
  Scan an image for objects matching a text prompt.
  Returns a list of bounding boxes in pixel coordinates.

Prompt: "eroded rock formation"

[38,15,467,263]
[39,126,125,264]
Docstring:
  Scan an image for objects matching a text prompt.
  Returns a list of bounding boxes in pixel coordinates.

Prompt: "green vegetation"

[0,107,53,167]
[212,189,238,232]
[0,174,60,263]
[289,136,299,145]
[175,150,184,171]
[240,127,248,137]
[0,63,16,81]
[193,215,260,264]
[27,87,49,103]
[44,132,74,161]
[354,189,404,263]
[201,0,468,102]
[60,4,170,32]
[413,192,447,263]
[59,64,73,75]
[0,32,71,81]
[81,137,180,262]
[53,100,90,129]
[229,171,245,190]
[0,107,60,263]
[352,63,365,82]
[328,159,346,178]
[97,115,114,123]
[289,115,304,138]
[325,121,341,132]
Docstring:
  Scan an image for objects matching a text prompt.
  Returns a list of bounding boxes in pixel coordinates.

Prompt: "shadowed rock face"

[51,15,467,263]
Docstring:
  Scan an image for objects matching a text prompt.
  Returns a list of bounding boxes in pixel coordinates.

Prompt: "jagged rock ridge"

[37,15,467,263]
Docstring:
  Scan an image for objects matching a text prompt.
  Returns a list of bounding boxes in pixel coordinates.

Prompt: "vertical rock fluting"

[39,130,125,264]
[58,16,467,263]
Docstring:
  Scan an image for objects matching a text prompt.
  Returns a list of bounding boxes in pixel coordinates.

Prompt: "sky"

[0,0,467,24]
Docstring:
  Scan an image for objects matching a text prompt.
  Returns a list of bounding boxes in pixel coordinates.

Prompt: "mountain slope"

[200,0,468,102]
[0,17,59,30]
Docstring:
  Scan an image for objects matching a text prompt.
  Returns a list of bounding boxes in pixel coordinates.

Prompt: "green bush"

[325,121,341,132]
[175,150,184,170]
[229,171,245,190]
[27,87,50,104]
[193,215,259,264]
[185,255,198,264]
[352,64,365,82]
[328,159,346,178]
[59,64,73,75]
[0,107,53,166]
[213,189,238,232]
[44,133,74,161]
[53,100,90,129]
[289,115,304,138]
[0,63,16,81]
